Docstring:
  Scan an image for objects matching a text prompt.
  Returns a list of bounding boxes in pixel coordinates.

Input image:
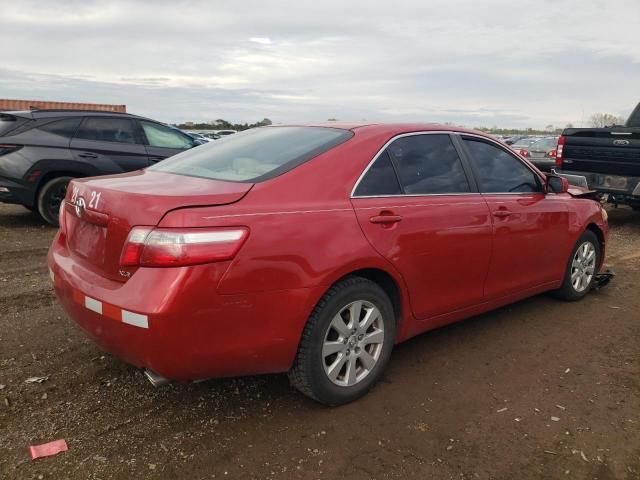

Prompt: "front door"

[458,135,570,299]
[351,133,493,320]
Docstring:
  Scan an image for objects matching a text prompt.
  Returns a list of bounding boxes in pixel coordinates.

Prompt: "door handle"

[493,209,512,218]
[370,214,402,224]
[78,152,98,159]
[149,156,164,163]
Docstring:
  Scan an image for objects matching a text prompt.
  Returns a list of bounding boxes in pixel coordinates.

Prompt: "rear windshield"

[0,114,28,136]
[148,126,353,182]
[531,137,557,149]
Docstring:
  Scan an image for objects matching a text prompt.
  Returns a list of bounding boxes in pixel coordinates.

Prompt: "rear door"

[351,133,493,320]
[458,135,570,298]
[70,117,149,172]
[138,120,195,164]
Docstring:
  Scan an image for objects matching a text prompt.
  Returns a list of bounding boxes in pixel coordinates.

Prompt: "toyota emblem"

[75,197,86,217]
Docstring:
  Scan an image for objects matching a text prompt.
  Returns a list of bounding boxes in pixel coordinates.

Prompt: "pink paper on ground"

[29,439,68,459]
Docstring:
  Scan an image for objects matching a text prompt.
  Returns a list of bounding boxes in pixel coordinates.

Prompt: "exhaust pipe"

[144,369,169,387]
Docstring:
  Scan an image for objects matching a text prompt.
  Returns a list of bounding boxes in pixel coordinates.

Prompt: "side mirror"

[546,175,569,194]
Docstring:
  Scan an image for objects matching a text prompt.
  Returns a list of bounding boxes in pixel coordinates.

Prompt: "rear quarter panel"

[158,127,417,342]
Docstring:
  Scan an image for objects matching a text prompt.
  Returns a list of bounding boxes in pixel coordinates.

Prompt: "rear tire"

[37,176,72,226]
[289,276,396,406]
[552,231,600,301]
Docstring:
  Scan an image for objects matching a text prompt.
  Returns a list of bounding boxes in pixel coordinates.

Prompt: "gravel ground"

[0,202,639,480]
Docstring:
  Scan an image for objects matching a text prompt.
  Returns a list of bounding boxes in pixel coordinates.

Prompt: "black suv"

[0,109,201,225]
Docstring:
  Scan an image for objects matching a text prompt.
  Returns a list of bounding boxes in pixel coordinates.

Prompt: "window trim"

[455,132,546,195]
[351,131,478,198]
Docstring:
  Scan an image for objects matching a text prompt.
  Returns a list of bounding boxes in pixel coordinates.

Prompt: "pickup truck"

[555,102,640,210]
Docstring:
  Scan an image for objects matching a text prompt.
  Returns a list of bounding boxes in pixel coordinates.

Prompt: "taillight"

[519,149,529,157]
[0,144,22,156]
[120,227,153,266]
[548,149,556,157]
[555,136,565,167]
[120,227,249,267]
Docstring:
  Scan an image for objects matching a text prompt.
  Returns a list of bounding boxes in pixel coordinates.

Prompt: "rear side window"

[149,126,353,182]
[0,114,28,136]
[75,118,137,144]
[386,134,471,194]
[38,118,82,138]
[354,151,402,196]
[463,138,542,193]
[140,121,193,149]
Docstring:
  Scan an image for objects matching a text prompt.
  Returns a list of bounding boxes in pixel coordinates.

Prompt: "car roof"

[2,109,156,122]
[277,122,486,137]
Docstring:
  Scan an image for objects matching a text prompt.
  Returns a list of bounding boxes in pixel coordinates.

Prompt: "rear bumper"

[48,233,318,381]
[0,176,35,207]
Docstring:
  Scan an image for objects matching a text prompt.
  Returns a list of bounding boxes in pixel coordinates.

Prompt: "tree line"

[177,118,272,131]
[177,111,627,135]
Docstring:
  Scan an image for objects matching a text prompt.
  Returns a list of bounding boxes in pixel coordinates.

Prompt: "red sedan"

[48,123,608,405]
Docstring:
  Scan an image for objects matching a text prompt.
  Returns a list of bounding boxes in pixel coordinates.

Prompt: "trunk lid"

[62,170,252,281]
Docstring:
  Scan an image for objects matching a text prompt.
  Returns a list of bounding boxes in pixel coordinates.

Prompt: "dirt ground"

[0,202,639,480]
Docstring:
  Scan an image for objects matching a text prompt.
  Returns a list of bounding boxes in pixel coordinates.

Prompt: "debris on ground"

[29,439,68,460]
[25,376,48,384]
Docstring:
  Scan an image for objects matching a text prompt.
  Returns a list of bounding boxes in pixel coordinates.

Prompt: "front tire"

[552,231,600,301]
[37,176,72,226]
[289,276,396,406]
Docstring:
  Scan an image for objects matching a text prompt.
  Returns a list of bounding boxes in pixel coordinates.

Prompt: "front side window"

[149,126,353,182]
[463,137,542,193]
[385,134,471,194]
[75,118,137,144]
[140,122,194,149]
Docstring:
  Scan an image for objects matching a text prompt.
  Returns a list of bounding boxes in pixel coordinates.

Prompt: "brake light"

[555,136,565,167]
[519,149,529,157]
[120,227,249,267]
[548,149,556,157]
[0,144,22,156]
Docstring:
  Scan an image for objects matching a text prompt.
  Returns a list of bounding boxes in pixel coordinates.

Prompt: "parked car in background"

[49,123,608,405]
[555,101,640,210]
[510,137,540,152]
[0,109,199,225]
[214,129,237,136]
[504,135,527,145]
[518,136,559,171]
[183,131,211,143]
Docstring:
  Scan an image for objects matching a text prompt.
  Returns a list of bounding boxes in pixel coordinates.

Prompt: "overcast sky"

[1,0,638,128]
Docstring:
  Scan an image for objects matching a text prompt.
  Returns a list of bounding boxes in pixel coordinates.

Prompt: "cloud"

[0,0,638,128]
[249,37,272,45]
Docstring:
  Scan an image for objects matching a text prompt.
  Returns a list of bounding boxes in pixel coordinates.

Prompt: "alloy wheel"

[571,241,596,293]
[322,300,385,387]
